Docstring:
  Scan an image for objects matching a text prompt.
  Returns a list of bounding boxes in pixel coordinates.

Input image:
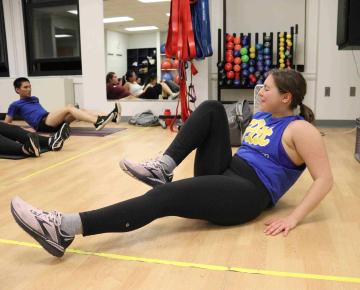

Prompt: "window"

[22,0,81,76]
[0,0,9,77]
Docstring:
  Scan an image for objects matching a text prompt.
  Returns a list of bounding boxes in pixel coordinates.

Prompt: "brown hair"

[269,69,315,123]
[106,72,116,84]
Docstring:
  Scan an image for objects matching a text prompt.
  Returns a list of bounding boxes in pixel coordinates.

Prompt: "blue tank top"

[236,112,306,205]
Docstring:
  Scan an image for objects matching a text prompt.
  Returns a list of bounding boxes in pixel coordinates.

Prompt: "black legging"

[139,83,162,99]
[80,100,271,236]
[0,122,49,156]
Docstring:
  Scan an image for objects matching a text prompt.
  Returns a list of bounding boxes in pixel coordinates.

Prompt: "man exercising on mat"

[10,69,333,257]
[5,77,121,132]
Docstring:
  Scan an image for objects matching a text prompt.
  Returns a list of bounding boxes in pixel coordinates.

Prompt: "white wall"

[314,0,360,120]
[127,32,158,49]
[105,30,128,77]
[3,0,27,77]
[78,0,108,111]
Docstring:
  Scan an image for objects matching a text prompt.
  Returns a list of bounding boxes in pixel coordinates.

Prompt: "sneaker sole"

[119,160,164,188]
[96,114,114,131]
[10,204,64,257]
[115,103,122,124]
[51,123,69,151]
[28,134,40,157]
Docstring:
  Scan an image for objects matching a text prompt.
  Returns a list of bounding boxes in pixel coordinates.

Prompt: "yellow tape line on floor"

[19,137,124,181]
[1,238,359,284]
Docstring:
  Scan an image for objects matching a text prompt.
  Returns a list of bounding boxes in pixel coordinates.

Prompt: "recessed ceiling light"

[67,10,78,15]
[55,34,73,38]
[125,26,159,32]
[166,13,170,16]
[103,17,134,23]
[138,0,170,3]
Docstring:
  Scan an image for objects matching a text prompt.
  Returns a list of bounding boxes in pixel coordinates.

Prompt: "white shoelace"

[141,157,167,171]
[31,210,62,227]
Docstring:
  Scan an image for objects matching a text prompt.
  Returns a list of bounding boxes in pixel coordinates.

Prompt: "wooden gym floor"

[0,121,359,290]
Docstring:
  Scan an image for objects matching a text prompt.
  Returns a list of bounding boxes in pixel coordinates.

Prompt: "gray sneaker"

[10,196,74,257]
[119,158,173,187]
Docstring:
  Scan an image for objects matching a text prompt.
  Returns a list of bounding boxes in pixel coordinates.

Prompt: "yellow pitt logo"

[243,119,273,146]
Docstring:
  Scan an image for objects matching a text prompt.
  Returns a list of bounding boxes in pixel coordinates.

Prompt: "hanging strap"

[188,63,197,103]
[166,0,196,61]
[166,0,202,130]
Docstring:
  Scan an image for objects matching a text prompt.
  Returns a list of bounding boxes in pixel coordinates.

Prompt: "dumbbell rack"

[217,28,274,103]
[276,25,296,69]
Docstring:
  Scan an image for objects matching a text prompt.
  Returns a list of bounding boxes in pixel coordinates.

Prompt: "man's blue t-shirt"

[7,96,48,130]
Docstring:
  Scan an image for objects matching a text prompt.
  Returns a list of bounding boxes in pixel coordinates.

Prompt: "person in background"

[106,72,131,100]
[123,71,178,100]
[5,77,120,131]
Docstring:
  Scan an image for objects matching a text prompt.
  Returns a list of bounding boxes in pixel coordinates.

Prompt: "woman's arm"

[264,120,333,236]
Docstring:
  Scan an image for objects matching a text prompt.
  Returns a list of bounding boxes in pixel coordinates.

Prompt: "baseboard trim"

[315,120,358,128]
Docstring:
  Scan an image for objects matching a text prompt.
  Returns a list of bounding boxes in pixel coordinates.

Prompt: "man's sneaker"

[48,123,71,151]
[119,157,173,187]
[10,196,74,258]
[169,92,179,100]
[23,133,40,157]
[94,113,114,131]
[112,102,122,124]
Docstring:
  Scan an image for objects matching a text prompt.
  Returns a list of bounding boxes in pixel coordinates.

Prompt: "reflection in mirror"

[104,0,179,101]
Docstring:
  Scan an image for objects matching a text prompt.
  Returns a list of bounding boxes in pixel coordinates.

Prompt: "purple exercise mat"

[69,127,126,137]
[22,126,126,137]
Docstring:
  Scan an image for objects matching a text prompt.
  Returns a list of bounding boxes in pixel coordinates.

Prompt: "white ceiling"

[103,0,170,33]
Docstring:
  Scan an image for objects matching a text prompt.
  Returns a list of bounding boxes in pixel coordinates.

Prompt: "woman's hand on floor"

[263,216,298,236]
